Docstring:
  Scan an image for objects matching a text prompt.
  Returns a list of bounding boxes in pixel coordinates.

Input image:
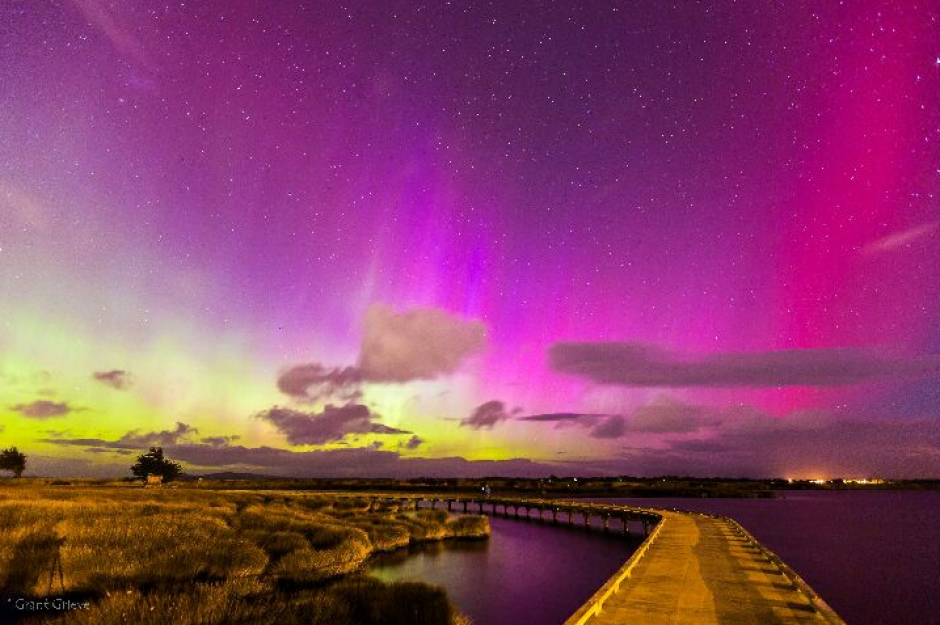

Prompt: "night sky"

[2,0,939,478]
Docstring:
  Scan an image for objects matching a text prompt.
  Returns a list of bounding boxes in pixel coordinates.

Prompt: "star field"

[1,0,939,478]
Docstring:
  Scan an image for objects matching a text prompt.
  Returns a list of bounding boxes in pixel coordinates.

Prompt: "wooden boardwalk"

[323,493,844,625]
[571,510,840,625]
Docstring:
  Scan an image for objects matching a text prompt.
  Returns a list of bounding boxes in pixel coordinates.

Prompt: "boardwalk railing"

[321,493,844,625]
[722,517,846,625]
[562,513,665,625]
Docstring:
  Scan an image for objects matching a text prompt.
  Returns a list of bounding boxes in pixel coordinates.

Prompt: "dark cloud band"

[550,342,940,388]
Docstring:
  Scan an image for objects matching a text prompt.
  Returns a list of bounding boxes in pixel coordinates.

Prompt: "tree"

[131,447,182,482]
[0,447,27,478]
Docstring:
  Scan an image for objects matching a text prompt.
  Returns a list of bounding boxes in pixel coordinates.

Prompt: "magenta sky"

[1,1,939,478]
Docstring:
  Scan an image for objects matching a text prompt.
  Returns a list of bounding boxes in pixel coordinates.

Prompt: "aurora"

[1,0,938,479]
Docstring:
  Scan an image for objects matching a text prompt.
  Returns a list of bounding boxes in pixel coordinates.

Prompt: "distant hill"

[197,471,286,480]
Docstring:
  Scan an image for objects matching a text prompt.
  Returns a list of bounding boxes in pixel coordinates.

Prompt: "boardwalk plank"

[589,513,828,625]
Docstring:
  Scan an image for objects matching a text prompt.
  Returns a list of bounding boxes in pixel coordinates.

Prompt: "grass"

[45,577,472,625]
[0,481,488,624]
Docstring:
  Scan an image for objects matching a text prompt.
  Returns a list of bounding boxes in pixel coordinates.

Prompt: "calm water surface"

[370,491,940,625]
[596,491,940,625]
[368,513,638,625]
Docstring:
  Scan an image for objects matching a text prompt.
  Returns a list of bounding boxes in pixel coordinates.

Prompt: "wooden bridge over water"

[346,493,846,625]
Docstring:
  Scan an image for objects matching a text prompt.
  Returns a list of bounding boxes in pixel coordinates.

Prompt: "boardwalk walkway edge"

[563,514,667,625]
[722,516,846,625]
[321,492,847,625]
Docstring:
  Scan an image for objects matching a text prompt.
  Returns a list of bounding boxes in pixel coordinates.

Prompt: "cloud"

[543,410,940,479]
[85,447,133,455]
[10,400,75,419]
[276,364,362,402]
[520,398,716,438]
[256,404,409,445]
[549,342,940,388]
[658,411,940,478]
[170,444,557,478]
[403,435,424,450]
[44,431,560,478]
[201,435,240,447]
[93,369,133,390]
[117,422,197,447]
[590,416,626,439]
[556,402,940,478]
[37,409,940,478]
[462,400,514,430]
[628,397,710,433]
[587,400,707,438]
[44,421,197,449]
[863,222,938,254]
[521,412,603,424]
[519,412,611,431]
[359,304,486,383]
[276,305,486,404]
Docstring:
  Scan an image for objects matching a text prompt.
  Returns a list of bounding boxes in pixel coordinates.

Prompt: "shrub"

[0,485,487,624]
[130,447,182,482]
[446,515,490,539]
[58,513,268,592]
[52,577,464,625]
[0,447,26,478]
[271,527,372,582]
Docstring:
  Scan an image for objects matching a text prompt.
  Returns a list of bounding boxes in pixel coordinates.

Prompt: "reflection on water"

[369,514,638,625]
[371,536,490,567]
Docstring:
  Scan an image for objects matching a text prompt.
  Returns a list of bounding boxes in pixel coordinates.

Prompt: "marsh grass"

[49,576,466,625]
[0,484,486,624]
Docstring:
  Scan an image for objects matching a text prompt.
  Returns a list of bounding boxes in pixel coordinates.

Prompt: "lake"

[369,491,940,625]
[368,512,639,625]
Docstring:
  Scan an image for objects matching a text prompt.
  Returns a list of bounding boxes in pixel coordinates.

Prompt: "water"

[593,491,940,625]
[369,491,940,625]
[368,513,639,625]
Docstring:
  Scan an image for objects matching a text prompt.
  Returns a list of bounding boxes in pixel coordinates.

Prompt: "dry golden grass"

[0,482,487,625]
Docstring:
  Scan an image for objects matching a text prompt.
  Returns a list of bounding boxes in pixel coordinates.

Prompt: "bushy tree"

[131,446,182,482]
[0,447,27,477]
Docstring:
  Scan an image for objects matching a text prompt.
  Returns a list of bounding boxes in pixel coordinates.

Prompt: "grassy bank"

[0,483,488,624]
